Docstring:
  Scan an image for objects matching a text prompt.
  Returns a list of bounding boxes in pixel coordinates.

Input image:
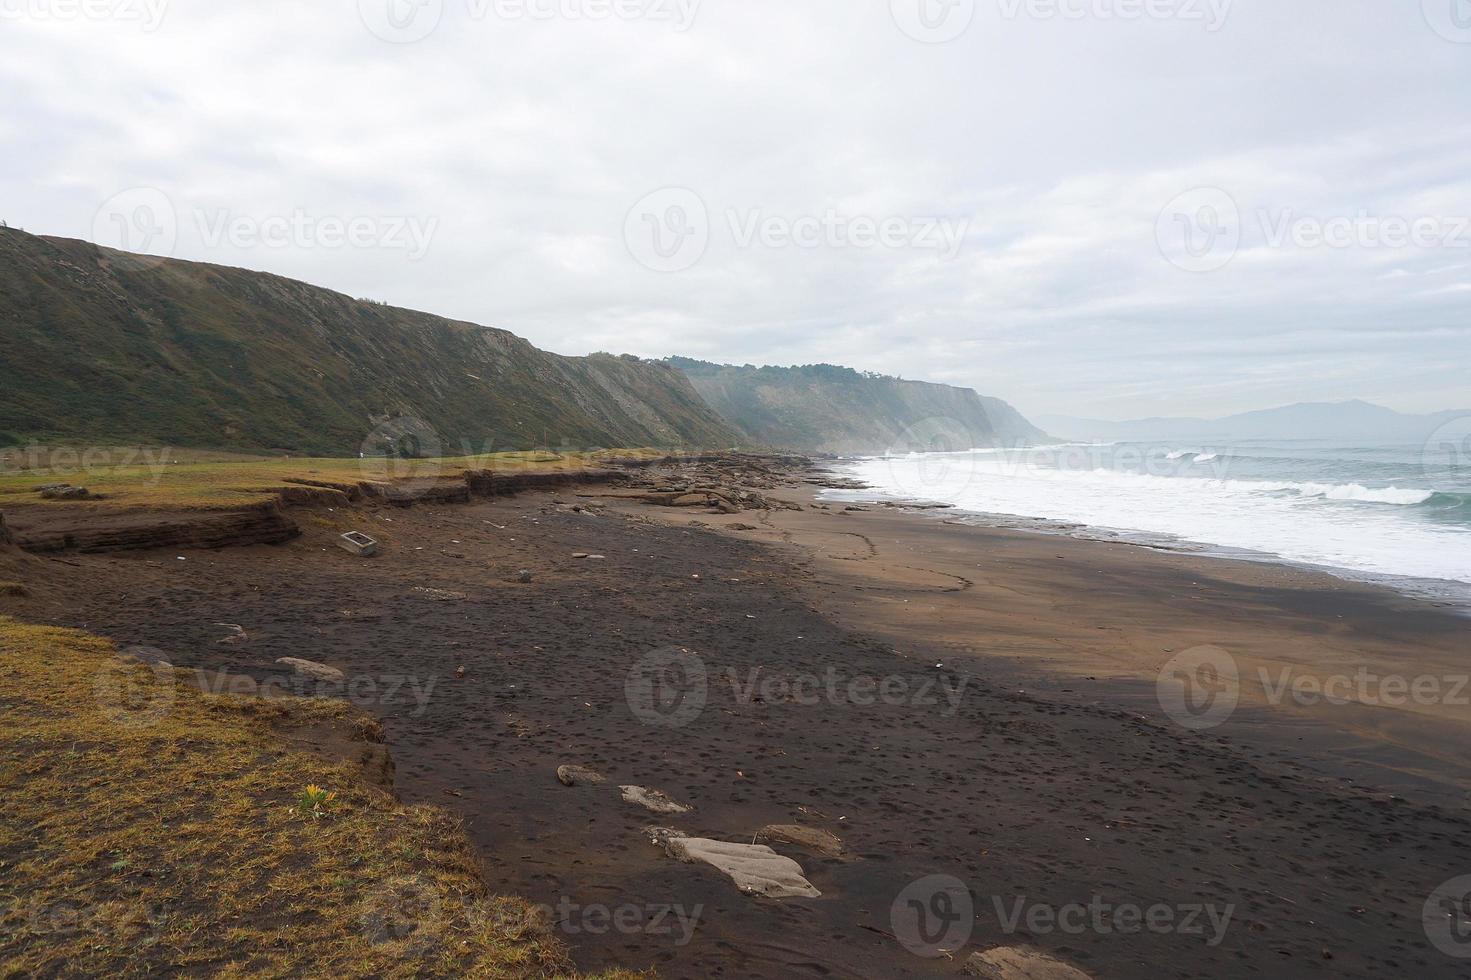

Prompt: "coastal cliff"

[0,229,742,454]
[667,357,1052,454]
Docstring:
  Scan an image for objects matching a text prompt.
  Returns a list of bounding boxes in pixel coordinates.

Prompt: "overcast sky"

[3,0,1469,420]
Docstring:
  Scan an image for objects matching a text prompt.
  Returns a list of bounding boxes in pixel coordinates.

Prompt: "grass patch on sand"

[0,449,663,513]
[0,618,642,978]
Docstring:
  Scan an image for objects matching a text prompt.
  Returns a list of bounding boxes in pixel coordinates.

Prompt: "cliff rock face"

[668,358,1051,455]
[0,229,742,454]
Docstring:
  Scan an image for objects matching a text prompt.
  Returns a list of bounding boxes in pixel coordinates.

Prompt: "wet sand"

[5,471,1471,978]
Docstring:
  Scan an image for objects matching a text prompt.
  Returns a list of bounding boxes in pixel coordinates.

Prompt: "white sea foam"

[1286,482,1434,506]
[843,450,1471,586]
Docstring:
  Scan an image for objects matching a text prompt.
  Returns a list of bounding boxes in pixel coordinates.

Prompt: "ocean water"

[833,437,1471,600]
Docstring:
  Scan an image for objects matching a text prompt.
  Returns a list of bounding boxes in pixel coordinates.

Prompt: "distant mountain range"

[670,358,1052,454]
[1037,400,1471,444]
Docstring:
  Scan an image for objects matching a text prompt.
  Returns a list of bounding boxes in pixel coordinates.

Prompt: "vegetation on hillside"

[0,229,740,454]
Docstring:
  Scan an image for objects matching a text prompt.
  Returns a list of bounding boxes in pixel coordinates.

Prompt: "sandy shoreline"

[638,478,1471,803]
[4,459,1470,977]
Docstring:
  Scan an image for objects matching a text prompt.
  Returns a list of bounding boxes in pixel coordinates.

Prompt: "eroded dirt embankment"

[0,465,644,554]
[0,453,813,555]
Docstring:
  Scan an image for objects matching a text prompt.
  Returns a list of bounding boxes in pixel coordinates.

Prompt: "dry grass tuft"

[0,617,645,978]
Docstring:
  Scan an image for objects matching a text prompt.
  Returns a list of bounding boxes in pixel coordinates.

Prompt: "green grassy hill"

[0,229,742,454]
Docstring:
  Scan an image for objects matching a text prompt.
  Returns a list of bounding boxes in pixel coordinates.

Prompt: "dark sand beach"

[5,461,1470,978]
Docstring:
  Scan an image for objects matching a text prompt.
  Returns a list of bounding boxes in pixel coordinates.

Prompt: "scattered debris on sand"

[620,785,692,814]
[647,827,821,899]
[964,946,1096,979]
[411,586,467,601]
[336,530,379,556]
[275,657,345,683]
[574,453,811,516]
[38,484,91,500]
[556,764,607,787]
[214,622,248,645]
[503,713,539,738]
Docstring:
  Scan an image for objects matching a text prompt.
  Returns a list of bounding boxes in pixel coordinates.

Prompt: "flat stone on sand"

[620,785,692,814]
[651,829,820,899]
[755,824,844,858]
[274,657,345,683]
[119,645,173,668]
[965,947,1096,980]
[557,764,606,787]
